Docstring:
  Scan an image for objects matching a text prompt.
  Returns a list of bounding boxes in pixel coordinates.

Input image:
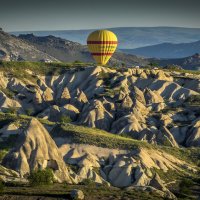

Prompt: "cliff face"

[2,118,76,183]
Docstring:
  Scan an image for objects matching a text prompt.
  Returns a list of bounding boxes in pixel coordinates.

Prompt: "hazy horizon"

[8,26,200,33]
[1,0,200,32]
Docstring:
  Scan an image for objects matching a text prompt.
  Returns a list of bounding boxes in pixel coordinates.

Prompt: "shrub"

[0,135,18,150]
[73,60,82,64]
[28,168,54,186]
[0,180,4,193]
[0,150,8,162]
[164,64,182,70]
[4,107,19,114]
[185,95,200,105]
[149,62,159,67]
[179,179,194,195]
[0,87,15,99]
[26,108,34,116]
[81,178,96,187]
[98,71,109,79]
[60,115,72,124]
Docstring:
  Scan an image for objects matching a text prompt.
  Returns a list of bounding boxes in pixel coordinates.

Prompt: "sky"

[0,0,200,31]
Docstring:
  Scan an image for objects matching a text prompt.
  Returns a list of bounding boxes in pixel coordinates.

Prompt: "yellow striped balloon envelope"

[87,30,118,65]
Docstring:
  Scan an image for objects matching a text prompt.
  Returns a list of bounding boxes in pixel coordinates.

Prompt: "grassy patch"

[0,87,16,99]
[160,146,200,166]
[0,179,4,194]
[0,149,8,162]
[0,112,55,151]
[164,68,200,75]
[50,123,200,170]
[0,61,93,77]
[51,123,152,150]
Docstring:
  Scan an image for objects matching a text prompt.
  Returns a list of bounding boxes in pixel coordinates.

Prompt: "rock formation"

[2,118,76,183]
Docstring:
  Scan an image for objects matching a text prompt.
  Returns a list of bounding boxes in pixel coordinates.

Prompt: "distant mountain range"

[1,28,200,70]
[120,40,200,58]
[11,27,200,49]
[156,53,200,70]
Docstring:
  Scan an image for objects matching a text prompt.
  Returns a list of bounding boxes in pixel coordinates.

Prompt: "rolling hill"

[156,53,200,70]
[120,40,200,58]
[17,33,149,66]
[0,29,58,62]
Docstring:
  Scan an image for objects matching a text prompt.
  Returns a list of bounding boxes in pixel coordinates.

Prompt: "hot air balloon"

[87,30,118,65]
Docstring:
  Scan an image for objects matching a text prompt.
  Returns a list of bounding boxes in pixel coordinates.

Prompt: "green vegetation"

[0,179,4,194]
[163,64,182,70]
[51,123,200,168]
[4,106,19,114]
[185,94,200,106]
[0,61,93,77]
[149,62,159,67]
[0,87,16,99]
[1,110,195,169]
[28,168,54,186]
[160,146,200,167]
[0,112,55,152]
[0,111,199,168]
[81,179,97,187]
[25,108,34,116]
[154,168,181,183]
[73,60,82,64]
[0,149,8,162]
[1,183,166,200]
[164,67,200,75]
[0,112,55,127]
[60,115,72,124]
[0,135,19,151]
[98,70,112,86]
[51,123,152,150]
[179,178,194,195]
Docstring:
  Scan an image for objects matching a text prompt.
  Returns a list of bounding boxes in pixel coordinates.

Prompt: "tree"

[149,62,159,67]
[73,60,82,64]
[28,168,54,186]
[26,108,34,116]
[60,115,72,124]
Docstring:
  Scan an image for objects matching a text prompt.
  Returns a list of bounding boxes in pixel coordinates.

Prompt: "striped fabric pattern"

[87,30,118,65]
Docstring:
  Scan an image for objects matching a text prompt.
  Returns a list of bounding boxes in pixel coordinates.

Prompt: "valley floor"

[1,183,200,200]
[0,184,174,200]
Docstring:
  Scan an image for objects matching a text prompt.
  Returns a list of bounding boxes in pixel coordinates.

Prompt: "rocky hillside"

[18,34,91,63]
[0,29,58,62]
[0,62,200,199]
[18,34,149,66]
